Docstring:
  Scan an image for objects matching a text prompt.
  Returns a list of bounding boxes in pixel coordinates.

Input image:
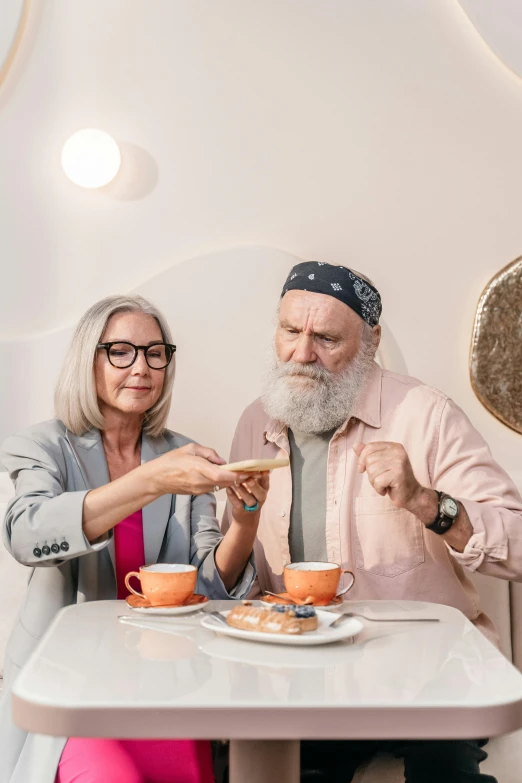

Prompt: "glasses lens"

[108,343,136,368]
[146,344,170,369]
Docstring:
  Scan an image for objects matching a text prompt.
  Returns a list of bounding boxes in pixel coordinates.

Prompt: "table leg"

[229,740,300,783]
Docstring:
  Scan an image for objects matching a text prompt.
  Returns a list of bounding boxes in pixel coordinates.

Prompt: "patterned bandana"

[281,261,382,327]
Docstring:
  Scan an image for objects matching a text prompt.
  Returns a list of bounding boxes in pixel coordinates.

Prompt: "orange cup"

[283,562,355,606]
[125,564,197,607]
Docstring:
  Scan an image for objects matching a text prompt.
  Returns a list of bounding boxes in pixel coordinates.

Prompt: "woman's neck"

[100,408,143,459]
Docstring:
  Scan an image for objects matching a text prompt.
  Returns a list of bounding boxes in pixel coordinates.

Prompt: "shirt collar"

[344,360,382,430]
[265,417,287,445]
[264,361,382,443]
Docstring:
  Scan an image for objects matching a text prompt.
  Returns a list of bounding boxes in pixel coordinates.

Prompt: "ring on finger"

[243,501,259,512]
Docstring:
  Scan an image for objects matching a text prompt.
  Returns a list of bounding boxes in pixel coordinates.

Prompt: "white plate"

[200,609,362,646]
[127,602,205,617]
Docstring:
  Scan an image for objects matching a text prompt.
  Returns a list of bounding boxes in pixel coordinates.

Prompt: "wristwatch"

[425,491,459,535]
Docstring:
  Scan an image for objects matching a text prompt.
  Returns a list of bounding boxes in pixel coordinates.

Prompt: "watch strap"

[425,491,456,535]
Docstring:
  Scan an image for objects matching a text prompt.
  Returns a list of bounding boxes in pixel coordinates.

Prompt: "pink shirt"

[223,363,522,646]
[114,509,145,600]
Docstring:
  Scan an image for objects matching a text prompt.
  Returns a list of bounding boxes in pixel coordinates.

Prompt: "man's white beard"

[262,337,376,434]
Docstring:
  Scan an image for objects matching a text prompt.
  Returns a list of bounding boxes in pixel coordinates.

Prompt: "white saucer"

[200,609,362,646]
[127,602,206,616]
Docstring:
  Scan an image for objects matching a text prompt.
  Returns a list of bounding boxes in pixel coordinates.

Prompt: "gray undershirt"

[288,428,335,563]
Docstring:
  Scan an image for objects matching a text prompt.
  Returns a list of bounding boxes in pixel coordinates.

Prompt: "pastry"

[272,603,318,632]
[293,605,319,632]
[226,605,301,634]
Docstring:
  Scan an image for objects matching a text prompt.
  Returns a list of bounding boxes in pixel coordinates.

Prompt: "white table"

[12,599,522,783]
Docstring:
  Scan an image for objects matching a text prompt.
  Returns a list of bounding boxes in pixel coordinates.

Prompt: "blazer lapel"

[66,428,174,569]
[141,432,173,565]
[66,428,111,489]
[66,428,116,568]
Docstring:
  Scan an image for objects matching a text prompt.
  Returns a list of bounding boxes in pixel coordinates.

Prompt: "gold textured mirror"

[470,257,522,434]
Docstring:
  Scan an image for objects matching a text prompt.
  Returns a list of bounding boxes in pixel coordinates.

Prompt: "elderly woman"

[0,295,268,783]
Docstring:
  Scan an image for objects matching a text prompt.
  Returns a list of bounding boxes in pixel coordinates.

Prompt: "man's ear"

[372,324,381,350]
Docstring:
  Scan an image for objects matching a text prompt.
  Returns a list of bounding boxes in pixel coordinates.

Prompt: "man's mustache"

[275,362,331,382]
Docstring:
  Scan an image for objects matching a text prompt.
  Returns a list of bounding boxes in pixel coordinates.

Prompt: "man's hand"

[353,441,426,512]
[353,441,474,551]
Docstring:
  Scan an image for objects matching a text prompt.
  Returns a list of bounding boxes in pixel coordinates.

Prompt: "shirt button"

[42,545,51,556]
[33,547,42,558]
[280,511,286,517]
[60,541,70,552]
[51,543,60,554]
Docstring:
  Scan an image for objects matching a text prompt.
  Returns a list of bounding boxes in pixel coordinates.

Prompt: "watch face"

[441,496,459,518]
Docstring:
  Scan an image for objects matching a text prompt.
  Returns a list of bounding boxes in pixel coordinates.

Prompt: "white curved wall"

[458,0,522,79]
[0,1,25,80]
[0,0,521,475]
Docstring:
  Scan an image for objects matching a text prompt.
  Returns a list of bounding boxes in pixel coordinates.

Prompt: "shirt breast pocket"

[353,495,425,578]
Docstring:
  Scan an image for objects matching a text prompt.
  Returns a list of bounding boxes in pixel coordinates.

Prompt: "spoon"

[330,612,440,628]
[263,584,354,605]
[205,611,229,626]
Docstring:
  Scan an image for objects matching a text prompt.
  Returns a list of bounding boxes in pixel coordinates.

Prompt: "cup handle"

[336,570,355,597]
[125,571,145,599]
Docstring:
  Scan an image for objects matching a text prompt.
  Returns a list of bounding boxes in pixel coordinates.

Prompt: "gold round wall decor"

[470,257,522,434]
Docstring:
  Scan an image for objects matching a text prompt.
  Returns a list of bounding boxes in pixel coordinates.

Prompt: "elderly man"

[223,261,522,782]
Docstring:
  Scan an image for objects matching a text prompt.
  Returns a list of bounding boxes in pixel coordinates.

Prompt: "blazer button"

[33,547,42,558]
[42,545,51,556]
[51,543,60,554]
[60,541,69,552]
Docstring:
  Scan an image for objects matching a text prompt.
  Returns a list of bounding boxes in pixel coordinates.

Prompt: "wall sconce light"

[61,129,121,188]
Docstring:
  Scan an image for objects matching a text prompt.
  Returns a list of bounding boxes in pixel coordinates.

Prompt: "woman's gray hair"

[55,295,175,437]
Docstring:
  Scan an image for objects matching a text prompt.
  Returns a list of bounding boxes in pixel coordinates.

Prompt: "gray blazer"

[0,419,254,783]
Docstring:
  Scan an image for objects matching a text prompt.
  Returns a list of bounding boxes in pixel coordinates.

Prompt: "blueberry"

[294,606,316,618]
[272,604,292,613]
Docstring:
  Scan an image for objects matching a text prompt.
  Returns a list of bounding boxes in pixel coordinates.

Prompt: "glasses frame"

[97,341,177,370]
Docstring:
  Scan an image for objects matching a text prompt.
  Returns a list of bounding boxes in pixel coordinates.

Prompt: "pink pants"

[56,738,215,783]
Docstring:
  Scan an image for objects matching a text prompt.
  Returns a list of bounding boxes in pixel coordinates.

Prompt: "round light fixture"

[61,129,121,188]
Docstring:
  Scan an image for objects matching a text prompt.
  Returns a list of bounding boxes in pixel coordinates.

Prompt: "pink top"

[222,362,522,648]
[114,509,145,600]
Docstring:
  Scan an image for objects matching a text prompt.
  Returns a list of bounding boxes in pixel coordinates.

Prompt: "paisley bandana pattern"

[281,262,382,326]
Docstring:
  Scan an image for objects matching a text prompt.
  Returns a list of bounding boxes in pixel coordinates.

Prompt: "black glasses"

[97,342,176,369]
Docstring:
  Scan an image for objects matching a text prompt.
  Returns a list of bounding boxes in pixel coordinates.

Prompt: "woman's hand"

[82,442,259,544]
[226,472,270,525]
[148,443,253,496]
[216,472,270,590]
